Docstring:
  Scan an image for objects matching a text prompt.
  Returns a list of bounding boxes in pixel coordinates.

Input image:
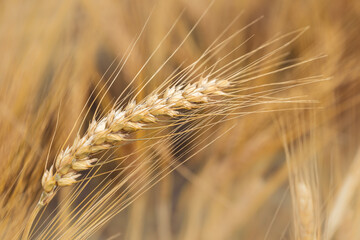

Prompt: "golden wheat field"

[1,0,360,239]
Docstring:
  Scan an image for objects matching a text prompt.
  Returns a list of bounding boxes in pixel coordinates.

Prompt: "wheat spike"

[296,182,316,240]
[39,77,230,206]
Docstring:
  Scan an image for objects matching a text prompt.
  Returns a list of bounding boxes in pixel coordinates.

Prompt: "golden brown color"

[0,0,359,239]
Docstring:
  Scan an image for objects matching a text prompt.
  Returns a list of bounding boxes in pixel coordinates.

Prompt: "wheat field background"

[0,0,360,239]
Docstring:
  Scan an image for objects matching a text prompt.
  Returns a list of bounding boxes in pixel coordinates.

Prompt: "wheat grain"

[39,77,230,206]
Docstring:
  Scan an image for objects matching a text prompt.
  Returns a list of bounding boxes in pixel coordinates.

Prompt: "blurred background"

[0,0,359,239]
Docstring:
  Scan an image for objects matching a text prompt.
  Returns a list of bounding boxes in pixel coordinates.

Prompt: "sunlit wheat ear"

[39,76,230,206]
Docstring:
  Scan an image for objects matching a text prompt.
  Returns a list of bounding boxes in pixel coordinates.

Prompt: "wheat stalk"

[326,146,360,238]
[39,76,230,206]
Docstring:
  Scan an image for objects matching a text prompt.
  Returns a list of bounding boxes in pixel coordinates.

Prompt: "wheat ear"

[39,76,230,206]
[296,182,316,240]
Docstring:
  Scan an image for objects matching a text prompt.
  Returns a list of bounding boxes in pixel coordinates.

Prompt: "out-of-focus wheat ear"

[38,76,231,207]
[279,110,321,240]
[296,182,316,240]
